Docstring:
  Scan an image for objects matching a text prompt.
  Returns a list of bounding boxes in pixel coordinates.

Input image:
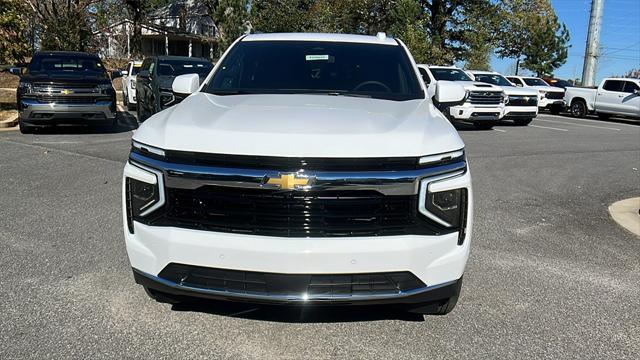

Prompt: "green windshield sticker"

[305,55,329,61]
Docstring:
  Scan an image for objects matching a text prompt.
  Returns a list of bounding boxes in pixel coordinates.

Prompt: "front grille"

[159,263,426,297]
[468,91,503,105]
[508,95,538,106]
[142,186,445,237]
[545,91,564,100]
[34,95,108,104]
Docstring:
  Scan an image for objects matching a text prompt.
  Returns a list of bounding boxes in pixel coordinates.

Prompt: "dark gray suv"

[135,56,213,122]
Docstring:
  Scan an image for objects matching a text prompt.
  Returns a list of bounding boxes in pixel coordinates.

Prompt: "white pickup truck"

[121,60,142,111]
[417,65,506,130]
[564,78,640,119]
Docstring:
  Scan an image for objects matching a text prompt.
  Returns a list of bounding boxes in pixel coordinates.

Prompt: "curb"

[609,197,640,236]
[0,114,18,128]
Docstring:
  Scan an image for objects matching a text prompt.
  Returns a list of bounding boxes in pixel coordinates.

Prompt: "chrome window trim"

[129,151,467,196]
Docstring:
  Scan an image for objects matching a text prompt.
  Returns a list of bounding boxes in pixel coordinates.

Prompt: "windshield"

[204,41,424,101]
[27,55,107,77]
[157,60,213,77]
[546,79,571,88]
[473,74,513,87]
[523,78,549,86]
[429,68,472,81]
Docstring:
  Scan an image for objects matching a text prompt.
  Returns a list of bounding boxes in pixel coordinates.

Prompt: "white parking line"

[537,119,620,131]
[551,115,640,128]
[493,128,507,133]
[530,124,569,132]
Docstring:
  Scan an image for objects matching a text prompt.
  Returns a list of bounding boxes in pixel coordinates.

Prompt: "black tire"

[408,279,463,315]
[473,120,497,130]
[514,118,533,126]
[19,119,34,134]
[143,287,182,304]
[137,103,147,123]
[549,105,562,115]
[570,99,587,118]
[597,113,611,120]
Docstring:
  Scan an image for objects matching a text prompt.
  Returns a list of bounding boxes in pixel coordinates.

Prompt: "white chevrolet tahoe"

[506,76,565,114]
[123,33,473,315]
[469,71,539,126]
[121,60,142,110]
[564,78,640,119]
[417,65,506,130]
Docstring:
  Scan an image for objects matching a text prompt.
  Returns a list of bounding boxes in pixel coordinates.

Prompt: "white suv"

[506,76,565,114]
[469,71,539,126]
[418,65,506,130]
[123,33,473,315]
[121,60,142,110]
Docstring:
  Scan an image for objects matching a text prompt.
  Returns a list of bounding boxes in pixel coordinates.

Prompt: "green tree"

[206,0,249,56]
[251,0,314,33]
[497,0,570,75]
[24,0,98,52]
[0,0,32,64]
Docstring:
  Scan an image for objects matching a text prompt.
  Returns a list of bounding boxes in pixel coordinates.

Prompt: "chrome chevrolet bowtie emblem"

[61,89,73,95]
[262,173,314,190]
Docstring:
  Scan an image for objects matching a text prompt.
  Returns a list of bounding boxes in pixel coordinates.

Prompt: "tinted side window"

[623,81,639,93]
[418,68,431,84]
[603,80,624,92]
[140,58,152,71]
[508,77,522,85]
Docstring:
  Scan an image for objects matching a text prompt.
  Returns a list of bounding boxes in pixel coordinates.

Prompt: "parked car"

[468,71,538,126]
[564,78,640,119]
[418,65,506,130]
[122,60,142,111]
[135,56,213,122]
[16,51,117,133]
[123,32,473,315]
[543,77,573,89]
[506,76,565,114]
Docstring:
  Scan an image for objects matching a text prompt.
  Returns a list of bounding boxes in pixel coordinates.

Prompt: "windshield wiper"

[300,91,372,98]
[208,90,258,95]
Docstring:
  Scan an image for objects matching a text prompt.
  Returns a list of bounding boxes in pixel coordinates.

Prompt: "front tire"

[570,99,587,118]
[473,120,497,130]
[514,118,533,126]
[19,119,34,134]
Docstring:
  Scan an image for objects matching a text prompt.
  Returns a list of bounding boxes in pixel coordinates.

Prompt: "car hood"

[501,86,539,96]
[133,93,465,158]
[528,85,564,93]
[456,81,503,92]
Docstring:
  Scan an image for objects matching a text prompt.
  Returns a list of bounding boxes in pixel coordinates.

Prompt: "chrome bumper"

[19,99,116,123]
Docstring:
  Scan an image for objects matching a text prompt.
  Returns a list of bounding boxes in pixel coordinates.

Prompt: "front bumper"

[449,105,504,121]
[133,267,463,306]
[19,99,116,125]
[539,98,565,109]
[504,105,538,119]
[123,159,473,304]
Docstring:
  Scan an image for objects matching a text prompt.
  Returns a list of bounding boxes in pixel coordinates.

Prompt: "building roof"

[242,33,398,46]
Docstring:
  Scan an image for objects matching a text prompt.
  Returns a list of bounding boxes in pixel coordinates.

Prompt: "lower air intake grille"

[159,263,426,297]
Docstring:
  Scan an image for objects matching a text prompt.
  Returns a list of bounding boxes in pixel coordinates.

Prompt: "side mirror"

[121,70,128,76]
[172,73,200,95]
[634,89,640,96]
[111,70,123,79]
[9,67,22,76]
[434,81,467,105]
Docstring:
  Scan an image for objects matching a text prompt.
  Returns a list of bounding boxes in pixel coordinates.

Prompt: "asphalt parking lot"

[0,111,639,359]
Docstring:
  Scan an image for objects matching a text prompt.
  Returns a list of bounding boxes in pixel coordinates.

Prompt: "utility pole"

[582,0,605,87]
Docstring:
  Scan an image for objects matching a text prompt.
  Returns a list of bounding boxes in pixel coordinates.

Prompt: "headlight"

[18,81,34,93]
[125,163,164,233]
[539,90,546,99]
[503,92,509,104]
[419,173,469,245]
